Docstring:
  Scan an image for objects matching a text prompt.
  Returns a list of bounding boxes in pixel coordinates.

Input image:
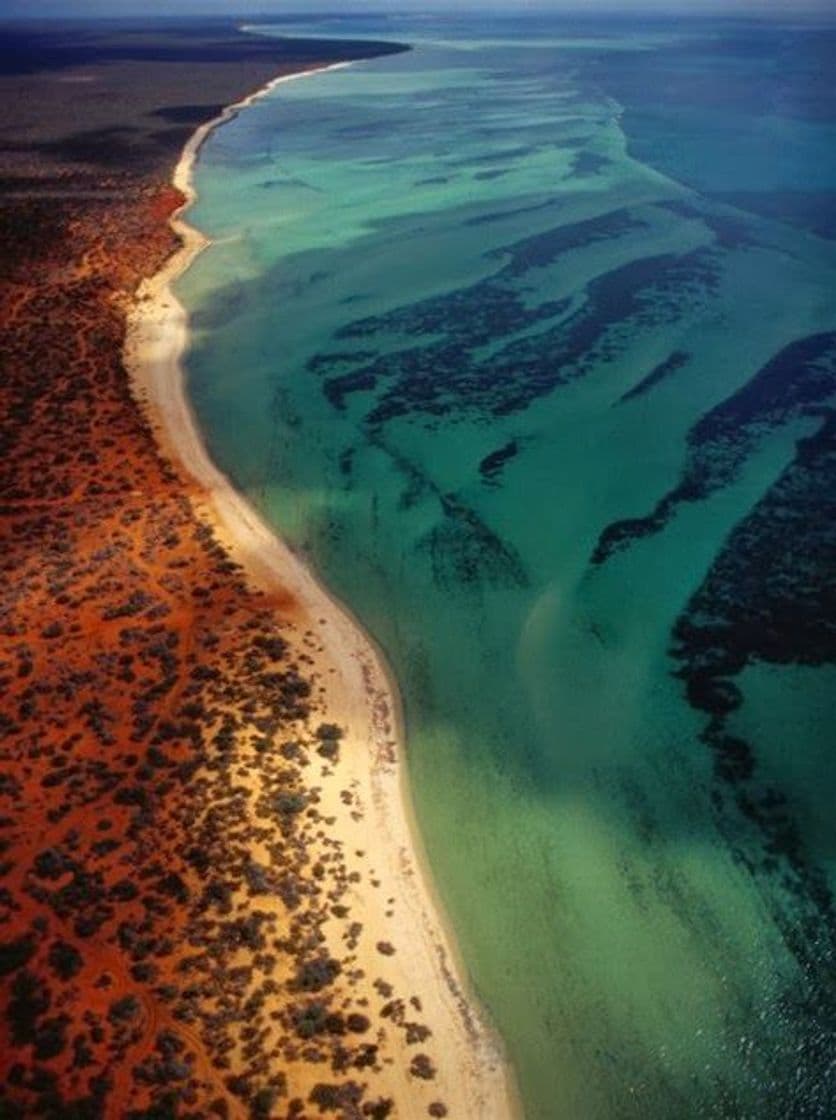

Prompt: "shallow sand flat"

[125,65,518,1120]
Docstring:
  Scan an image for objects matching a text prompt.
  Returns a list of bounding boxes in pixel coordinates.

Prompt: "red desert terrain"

[0,22,454,1120]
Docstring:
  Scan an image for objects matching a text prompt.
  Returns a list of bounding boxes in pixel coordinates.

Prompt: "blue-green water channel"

[177,14,836,1118]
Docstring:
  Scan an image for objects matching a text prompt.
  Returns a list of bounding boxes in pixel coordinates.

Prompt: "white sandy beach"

[124,63,519,1120]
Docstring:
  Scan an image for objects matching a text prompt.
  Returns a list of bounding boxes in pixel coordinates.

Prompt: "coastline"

[124,62,520,1120]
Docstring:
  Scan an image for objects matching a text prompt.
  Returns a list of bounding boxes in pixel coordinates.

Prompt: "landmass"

[0,20,514,1120]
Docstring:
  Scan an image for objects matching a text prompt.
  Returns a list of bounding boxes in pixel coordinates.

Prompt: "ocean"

[176,14,836,1118]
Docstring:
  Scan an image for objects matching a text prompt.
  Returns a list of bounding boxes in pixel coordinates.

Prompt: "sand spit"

[125,64,519,1120]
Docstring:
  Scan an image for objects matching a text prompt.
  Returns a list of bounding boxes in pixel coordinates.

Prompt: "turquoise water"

[178,15,836,1118]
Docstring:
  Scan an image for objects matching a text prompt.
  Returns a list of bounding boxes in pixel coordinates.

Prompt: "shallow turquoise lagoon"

[178,15,836,1118]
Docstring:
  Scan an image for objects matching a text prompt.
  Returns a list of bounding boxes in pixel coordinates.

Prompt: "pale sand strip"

[125,64,520,1119]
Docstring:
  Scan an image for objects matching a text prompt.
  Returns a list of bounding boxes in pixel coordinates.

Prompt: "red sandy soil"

[0,135,444,1120]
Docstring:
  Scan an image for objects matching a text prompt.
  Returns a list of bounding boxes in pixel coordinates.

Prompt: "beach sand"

[125,64,519,1120]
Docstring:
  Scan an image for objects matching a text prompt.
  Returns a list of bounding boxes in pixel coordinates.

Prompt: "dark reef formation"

[313,219,718,426]
[667,413,836,1115]
[593,331,836,565]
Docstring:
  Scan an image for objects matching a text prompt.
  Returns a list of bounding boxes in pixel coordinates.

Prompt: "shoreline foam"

[124,62,520,1120]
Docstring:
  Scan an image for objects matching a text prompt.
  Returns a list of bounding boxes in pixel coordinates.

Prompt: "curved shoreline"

[124,62,520,1120]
